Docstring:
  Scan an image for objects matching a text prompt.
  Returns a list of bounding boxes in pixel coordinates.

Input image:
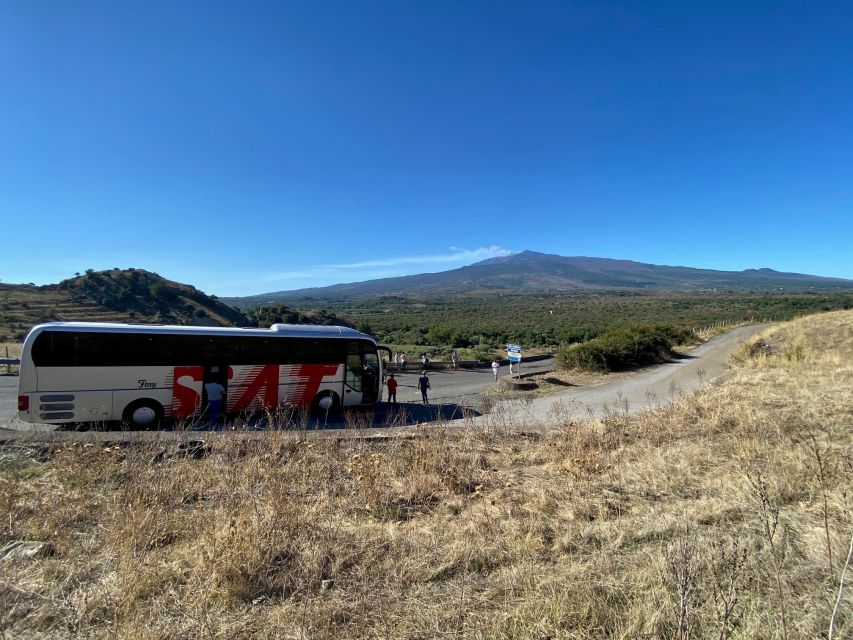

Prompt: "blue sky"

[1,1,851,296]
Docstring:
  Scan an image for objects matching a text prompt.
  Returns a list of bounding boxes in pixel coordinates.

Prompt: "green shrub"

[557,324,695,372]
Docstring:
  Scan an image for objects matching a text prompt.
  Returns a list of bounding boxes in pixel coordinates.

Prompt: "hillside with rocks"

[0,269,353,341]
[0,269,247,340]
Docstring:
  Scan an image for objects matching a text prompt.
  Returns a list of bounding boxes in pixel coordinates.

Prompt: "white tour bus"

[18,322,388,428]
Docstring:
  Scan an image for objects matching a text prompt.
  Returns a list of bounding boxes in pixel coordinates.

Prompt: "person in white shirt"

[491,360,499,381]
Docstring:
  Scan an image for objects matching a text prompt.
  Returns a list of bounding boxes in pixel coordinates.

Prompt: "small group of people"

[392,350,460,372]
[392,352,409,372]
[385,370,431,404]
[385,353,508,407]
[490,359,516,380]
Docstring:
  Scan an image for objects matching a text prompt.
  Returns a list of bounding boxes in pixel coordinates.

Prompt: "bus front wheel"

[122,399,164,430]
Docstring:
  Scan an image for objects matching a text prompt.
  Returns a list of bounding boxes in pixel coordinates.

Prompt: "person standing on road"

[451,351,458,370]
[422,352,430,369]
[400,353,408,373]
[417,370,431,404]
[386,373,398,404]
[204,369,226,427]
[491,359,499,381]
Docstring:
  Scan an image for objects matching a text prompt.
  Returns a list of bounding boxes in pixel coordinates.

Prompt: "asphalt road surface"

[391,358,554,406]
[0,376,19,430]
[0,326,764,440]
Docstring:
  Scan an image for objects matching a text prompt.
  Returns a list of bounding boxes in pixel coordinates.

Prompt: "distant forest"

[278,291,853,350]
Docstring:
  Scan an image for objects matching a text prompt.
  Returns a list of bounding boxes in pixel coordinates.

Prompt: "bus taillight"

[18,396,29,411]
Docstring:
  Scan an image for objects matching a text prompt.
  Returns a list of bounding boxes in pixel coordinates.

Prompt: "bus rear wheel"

[122,399,164,430]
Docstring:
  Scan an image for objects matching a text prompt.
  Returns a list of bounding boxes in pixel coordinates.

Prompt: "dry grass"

[0,343,22,360]
[1,311,852,638]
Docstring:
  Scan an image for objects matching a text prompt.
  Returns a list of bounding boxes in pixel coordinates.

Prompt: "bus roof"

[26,321,374,342]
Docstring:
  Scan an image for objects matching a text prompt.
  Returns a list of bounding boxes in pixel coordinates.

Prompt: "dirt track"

[477,324,767,428]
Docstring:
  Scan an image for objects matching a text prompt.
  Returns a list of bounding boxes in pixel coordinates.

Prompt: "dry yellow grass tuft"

[1,310,851,638]
[0,343,22,359]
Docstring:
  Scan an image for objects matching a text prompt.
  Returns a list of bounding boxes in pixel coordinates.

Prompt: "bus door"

[202,364,228,416]
[344,344,381,406]
[377,346,392,401]
[344,353,364,406]
[361,351,380,404]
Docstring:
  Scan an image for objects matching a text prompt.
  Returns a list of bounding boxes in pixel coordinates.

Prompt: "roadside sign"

[506,343,522,363]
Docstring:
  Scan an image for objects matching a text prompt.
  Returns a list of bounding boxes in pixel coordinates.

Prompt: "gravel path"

[473,324,766,429]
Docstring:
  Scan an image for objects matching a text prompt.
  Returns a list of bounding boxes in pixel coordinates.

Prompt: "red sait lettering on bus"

[172,366,203,418]
[229,365,280,412]
[290,364,339,407]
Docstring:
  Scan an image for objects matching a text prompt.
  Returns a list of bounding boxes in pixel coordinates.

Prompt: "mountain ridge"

[225,251,853,308]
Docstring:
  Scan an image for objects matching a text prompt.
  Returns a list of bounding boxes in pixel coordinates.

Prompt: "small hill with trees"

[56,268,249,327]
[0,270,355,341]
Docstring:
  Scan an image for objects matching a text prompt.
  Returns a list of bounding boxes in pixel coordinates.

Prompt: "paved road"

[390,358,554,406]
[0,326,764,440]
[0,376,23,430]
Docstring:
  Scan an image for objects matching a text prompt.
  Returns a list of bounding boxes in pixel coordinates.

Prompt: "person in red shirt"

[386,373,398,404]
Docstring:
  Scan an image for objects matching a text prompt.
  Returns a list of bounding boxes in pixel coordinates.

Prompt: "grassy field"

[1,311,851,638]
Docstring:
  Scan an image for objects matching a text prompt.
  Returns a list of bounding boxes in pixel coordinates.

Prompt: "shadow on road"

[543,376,575,387]
[44,402,478,434]
[310,402,478,431]
[669,352,697,361]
